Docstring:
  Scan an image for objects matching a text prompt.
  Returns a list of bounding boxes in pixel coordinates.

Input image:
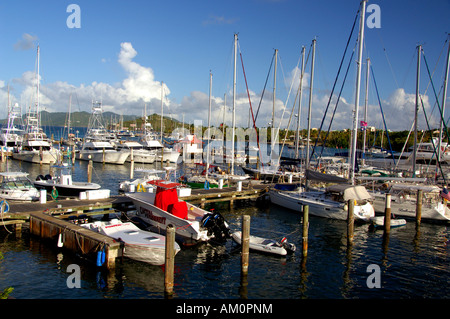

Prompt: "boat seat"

[168,201,188,220]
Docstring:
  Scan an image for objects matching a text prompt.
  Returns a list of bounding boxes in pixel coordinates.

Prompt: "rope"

[310,6,360,163]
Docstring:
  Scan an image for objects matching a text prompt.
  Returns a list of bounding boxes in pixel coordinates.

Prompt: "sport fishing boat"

[34,163,101,197]
[81,218,180,265]
[126,180,231,246]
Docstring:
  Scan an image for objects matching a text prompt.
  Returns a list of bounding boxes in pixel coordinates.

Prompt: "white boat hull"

[12,150,60,164]
[126,191,229,245]
[78,150,130,164]
[269,189,375,221]
[372,195,450,222]
[231,231,294,256]
[81,220,180,265]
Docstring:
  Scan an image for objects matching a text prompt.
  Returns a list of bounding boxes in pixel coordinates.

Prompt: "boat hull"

[269,189,375,221]
[12,150,61,165]
[231,231,291,256]
[34,180,101,197]
[126,192,211,244]
[78,150,130,164]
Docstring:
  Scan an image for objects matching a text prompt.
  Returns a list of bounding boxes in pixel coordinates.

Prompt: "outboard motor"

[201,212,231,243]
[279,237,296,254]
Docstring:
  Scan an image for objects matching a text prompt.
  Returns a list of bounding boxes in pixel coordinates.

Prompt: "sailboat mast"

[231,33,237,175]
[295,46,306,159]
[362,58,370,166]
[350,0,366,185]
[437,36,450,164]
[306,39,316,168]
[206,71,212,177]
[160,81,164,142]
[37,45,40,127]
[272,49,278,132]
[413,45,422,177]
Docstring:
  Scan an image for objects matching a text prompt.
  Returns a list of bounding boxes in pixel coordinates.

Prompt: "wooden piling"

[241,215,250,276]
[416,189,423,227]
[164,224,175,296]
[302,205,309,257]
[384,194,392,234]
[87,159,93,183]
[347,199,354,245]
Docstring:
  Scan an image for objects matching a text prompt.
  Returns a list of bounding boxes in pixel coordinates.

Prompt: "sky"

[0,0,449,133]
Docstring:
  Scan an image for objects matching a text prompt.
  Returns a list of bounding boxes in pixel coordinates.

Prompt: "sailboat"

[269,2,375,222]
[12,46,61,165]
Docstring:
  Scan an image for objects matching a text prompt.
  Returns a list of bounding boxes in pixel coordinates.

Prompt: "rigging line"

[419,94,446,184]
[316,48,356,167]
[309,5,360,162]
[421,48,450,142]
[255,51,275,122]
[370,65,397,166]
[239,51,264,169]
[377,32,400,89]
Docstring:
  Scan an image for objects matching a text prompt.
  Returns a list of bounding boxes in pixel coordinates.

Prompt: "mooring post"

[347,199,355,244]
[241,215,250,276]
[87,156,93,183]
[302,205,309,257]
[416,189,423,227]
[164,224,175,296]
[384,194,392,234]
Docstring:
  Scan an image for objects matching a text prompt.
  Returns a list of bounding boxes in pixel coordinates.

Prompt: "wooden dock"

[182,182,273,206]
[0,183,272,269]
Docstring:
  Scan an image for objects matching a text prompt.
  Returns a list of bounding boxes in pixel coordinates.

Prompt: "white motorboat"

[34,163,101,197]
[231,231,296,256]
[126,180,231,246]
[369,216,407,229]
[116,140,156,164]
[140,138,180,163]
[78,141,130,164]
[81,219,180,265]
[269,183,375,222]
[0,172,40,201]
[0,102,23,152]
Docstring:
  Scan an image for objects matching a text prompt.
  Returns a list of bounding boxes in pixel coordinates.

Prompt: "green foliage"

[0,252,13,299]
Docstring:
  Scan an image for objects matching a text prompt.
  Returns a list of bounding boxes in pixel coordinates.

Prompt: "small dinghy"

[369,216,407,229]
[231,231,296,256]
[81,219,181,265]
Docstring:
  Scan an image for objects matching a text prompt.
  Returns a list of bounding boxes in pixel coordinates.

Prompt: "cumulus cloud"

[14,33,38,51]
[0,42,435,134]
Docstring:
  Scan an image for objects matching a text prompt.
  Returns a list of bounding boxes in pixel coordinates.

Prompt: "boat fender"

[96,249,106,267]
[57,232,64,248]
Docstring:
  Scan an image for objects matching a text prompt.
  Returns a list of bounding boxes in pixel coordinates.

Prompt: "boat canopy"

[305,169,348,184]
[326,184,373,201]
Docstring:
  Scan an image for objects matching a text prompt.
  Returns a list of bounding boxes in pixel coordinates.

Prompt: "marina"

[0,1,449,305]
[0,154,448,300]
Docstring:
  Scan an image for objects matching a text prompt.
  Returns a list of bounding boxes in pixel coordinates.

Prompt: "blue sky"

[0,0,449,132]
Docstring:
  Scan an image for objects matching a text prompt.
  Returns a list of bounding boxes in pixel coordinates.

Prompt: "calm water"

[0,158,448,300]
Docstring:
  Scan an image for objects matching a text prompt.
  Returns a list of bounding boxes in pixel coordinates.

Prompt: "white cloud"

[14,33,38,51]
[0,43,435,134]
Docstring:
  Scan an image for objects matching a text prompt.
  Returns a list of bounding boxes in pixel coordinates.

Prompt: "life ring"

[51,187,59,200]
[0,200,9,213]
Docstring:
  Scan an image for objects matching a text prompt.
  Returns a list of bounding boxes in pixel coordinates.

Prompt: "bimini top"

[326,184,373,201]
